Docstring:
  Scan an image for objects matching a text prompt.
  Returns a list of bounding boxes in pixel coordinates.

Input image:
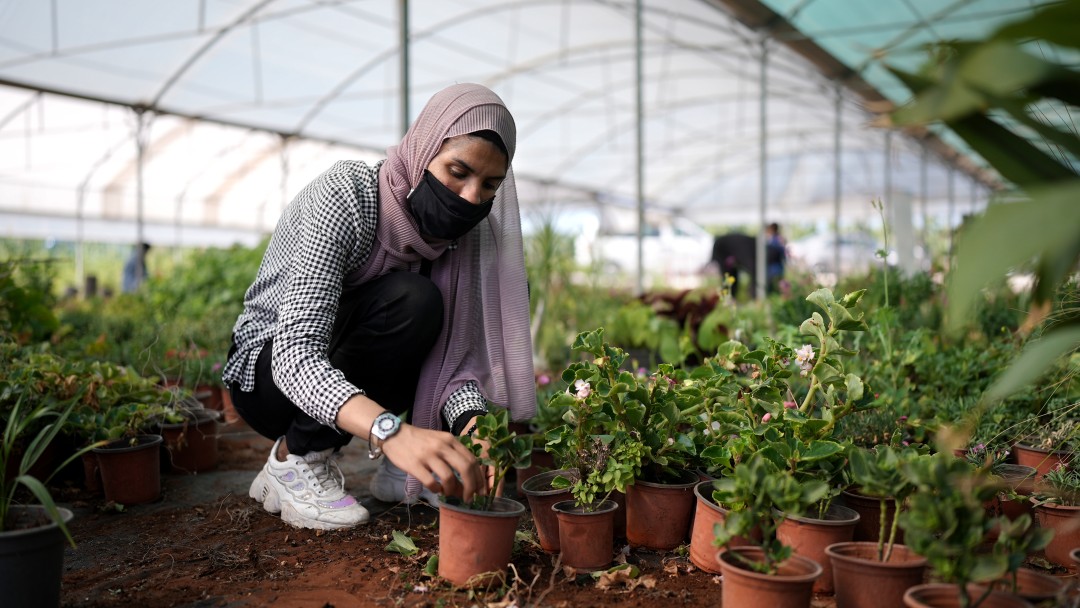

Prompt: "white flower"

[573,379,592,400]
[795,344,815,365]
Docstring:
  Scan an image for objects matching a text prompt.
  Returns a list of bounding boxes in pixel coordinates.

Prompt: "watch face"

[378,417,395,432]
[374,414,399,438]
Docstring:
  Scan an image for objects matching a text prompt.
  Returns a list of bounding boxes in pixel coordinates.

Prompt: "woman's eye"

[449,167,467,179]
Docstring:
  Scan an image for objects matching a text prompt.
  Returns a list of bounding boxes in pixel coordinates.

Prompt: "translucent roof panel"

[0,0,1063,247]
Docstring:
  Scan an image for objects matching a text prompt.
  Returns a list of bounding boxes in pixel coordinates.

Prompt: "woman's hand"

[380,424,487,502]
[334,393,486,502]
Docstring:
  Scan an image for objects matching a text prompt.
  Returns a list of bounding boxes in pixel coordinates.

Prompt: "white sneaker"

[369,457,440,507]
[249,437,370,529]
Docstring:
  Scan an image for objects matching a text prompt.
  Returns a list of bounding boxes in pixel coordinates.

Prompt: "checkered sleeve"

[443,381,488,435]
[241,162,378,428]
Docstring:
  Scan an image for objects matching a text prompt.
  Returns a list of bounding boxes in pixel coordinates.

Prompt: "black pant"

[229,271,444,454]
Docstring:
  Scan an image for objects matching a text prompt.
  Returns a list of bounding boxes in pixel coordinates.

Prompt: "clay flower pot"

[1012,443,1070,480]
[986,464,1037,526]
[1033,500,1080,566]
[160,409,220,474]
[825,541,928,608]
[552,499,618,570]
[689,480,757,574]
[92,434,163,505]
[841,488,904,544]
[717,546,822,608]
[902,583,1034,608]
[437,496,524,587]
[625,469,698,550]
[776,504,860,594]
[520,469,576,553]
[986,567,1067,604]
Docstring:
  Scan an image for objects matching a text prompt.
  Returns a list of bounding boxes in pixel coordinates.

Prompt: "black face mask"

[407,170,494,240]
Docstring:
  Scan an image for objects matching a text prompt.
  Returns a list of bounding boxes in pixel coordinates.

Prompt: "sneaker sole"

[280,502,369,530]
[248,469,282,514]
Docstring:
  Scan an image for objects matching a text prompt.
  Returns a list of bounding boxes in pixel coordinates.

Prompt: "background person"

[222,83,535,530]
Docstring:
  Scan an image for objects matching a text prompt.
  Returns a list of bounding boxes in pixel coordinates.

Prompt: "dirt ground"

[52,421,1071,608]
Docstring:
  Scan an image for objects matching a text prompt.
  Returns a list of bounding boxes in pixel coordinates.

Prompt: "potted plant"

[1031,460,1080,566]
[900,452,1051,608]
[826,445,930,608]
[437,407,530,587]
[1,390,103,608]
[711,452,826,608]
[546,328,696,551]
[1013,415,1077,480]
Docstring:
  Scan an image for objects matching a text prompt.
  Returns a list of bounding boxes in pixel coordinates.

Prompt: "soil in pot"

[625,469,698,551]
[776,503,859,594]
[903,583,1034,608]
[160,409,220,474]
[520,469,576,553]
[92,434,163,505]
[825,541,928,608]
[717,545,822,608]
[0,505,73,608]
[552,499,617,570]
[438,496,525,587]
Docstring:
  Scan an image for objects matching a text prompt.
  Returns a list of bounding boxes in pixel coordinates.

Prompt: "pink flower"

[898,415,908,422]
[573,379,591,400]
[761,412,772,423]
[783,401,797,409]
[537,374,551,386]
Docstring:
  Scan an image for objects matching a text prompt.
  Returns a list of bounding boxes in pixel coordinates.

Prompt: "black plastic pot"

[0,505,73,608]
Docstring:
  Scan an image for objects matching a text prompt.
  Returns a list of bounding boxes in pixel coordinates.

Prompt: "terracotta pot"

[985,465,1038,538]
[0,506,74,608]
[625,469,698,550]
[516,447,555,492]
[160,409,220,474]
[221,386,241,425]
[903,583,1034,608]
[776,504,860,594]
[1033,500,1080,566]
[717,546,822,608]
[552,499,617,570]
[825,541,928,608]
[1013,443,1070,480]
[611,489,627,540]
[841,489,903,544]
[437,496,524,587]
[689,480,756,574]
[985,567,1067,604]
[520,469,576,553]
[92,434,163,505]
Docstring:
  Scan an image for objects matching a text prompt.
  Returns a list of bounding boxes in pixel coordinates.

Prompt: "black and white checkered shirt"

[222,160,486,433]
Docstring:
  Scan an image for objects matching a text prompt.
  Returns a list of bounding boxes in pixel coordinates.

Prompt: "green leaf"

[385,530,419,556]
[423,554,438,577]
[985,323,1080,401]
[946,113,1076,187]
[946,182,1080,332]
[994,1,1080,51]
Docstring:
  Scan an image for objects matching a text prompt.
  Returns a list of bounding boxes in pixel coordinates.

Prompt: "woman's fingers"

[381,423,485,502]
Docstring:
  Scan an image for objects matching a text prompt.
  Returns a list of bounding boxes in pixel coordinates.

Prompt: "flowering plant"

[459,407,532,511]
[544,328,691,507]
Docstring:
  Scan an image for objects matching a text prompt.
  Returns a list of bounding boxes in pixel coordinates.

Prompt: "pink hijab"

[351,84,535,495]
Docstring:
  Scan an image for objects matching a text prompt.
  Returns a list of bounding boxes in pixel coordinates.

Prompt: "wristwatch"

[368,412,402,460]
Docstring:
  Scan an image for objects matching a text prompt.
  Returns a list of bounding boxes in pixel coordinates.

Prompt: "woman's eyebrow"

[452,157,505,181]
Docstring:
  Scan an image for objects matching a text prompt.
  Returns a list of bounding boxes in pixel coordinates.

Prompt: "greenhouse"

[1,1,1077,607]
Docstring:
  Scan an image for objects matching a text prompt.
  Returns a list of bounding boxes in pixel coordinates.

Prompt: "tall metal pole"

[756,36,768,301]
[919,146,929,248]
[135,109,147,283]
[399,0,410,137]
[634,0,645,296]
[832,84,842,279]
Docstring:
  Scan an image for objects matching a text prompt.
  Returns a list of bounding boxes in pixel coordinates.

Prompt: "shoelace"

[306,454,347,498]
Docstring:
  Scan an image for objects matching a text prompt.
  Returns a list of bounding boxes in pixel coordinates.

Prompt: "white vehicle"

[574,214,714,284]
